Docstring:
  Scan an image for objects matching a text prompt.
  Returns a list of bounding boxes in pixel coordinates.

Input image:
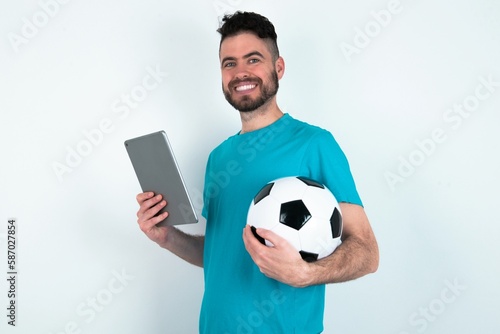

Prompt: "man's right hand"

[136,192,204,266]
[136,192,171,247]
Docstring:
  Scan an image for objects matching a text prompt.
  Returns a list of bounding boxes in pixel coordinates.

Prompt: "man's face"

[219,32,283,112]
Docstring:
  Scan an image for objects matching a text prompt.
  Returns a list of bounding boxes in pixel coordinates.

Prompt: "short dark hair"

[217,11,280,61]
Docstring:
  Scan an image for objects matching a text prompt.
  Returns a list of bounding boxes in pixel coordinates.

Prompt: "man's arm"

[137,192,204,267]
[242,202,379,287]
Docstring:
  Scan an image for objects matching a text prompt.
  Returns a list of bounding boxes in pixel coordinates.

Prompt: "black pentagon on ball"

[279,200,311,230]
[253,182,274,205]
[296,176,325,189]
[299,250,319,262]
[330,207,342,238]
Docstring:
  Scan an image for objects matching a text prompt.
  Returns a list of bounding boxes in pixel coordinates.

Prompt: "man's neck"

[239,98,284,134]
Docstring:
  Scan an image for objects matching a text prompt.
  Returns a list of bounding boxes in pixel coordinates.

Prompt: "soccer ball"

[247,176,343,262]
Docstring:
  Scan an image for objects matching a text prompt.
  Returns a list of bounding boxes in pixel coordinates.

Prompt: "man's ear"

[275,56,285,80]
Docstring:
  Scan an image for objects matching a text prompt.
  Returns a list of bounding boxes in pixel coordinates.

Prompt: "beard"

[223,70,279,112]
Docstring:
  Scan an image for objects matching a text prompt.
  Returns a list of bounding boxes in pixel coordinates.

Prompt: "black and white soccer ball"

[247,176,343,262]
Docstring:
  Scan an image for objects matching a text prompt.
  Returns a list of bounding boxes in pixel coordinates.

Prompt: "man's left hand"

[242,225,311,287]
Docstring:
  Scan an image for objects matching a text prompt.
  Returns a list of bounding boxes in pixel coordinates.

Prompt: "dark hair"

[217,11,280,61]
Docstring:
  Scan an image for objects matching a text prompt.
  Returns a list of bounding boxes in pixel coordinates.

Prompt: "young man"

[136,11,379,333]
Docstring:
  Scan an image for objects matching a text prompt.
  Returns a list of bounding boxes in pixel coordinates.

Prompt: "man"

[136,11,379,333]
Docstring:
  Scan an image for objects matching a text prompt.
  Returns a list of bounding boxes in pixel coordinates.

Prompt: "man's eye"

[224,62,236,68]
[249,58,260,64]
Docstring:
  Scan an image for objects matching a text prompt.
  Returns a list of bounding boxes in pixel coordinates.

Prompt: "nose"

[230,62,252,79]
[234,68,250,80]
[234,74,251,83]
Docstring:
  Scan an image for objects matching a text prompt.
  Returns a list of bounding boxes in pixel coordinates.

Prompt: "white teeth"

[235,84,256,91]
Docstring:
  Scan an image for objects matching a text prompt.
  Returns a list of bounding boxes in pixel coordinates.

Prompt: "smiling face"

[220,32,284,113]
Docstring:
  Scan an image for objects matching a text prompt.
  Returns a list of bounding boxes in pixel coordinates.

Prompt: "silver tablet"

[125,131,198,226]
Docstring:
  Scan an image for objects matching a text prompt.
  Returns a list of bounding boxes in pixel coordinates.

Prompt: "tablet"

[124,131,198,226]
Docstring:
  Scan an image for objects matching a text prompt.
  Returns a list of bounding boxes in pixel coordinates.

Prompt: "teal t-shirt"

[200,113,362,333]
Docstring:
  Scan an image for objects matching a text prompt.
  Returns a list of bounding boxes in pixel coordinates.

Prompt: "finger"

[146,199,167,218]
[243,226,271,260]
[254,228,283,247]
[136,192,155,204]
[140,211,169,231]
[140,199,167,223]
[242,226,258,252]
[137,194,164,216]
[143,194,165,211]
[139,201,168,227]
[243,225,261,243]
[242,225,251,246]
[249,225,267,245]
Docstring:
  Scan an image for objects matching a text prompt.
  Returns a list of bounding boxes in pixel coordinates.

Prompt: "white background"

[1,0,499,333]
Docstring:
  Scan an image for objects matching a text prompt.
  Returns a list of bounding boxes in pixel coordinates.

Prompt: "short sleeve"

[302,130,363,206]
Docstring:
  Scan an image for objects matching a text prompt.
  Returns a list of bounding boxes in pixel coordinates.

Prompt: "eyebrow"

[221,51,265,65]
